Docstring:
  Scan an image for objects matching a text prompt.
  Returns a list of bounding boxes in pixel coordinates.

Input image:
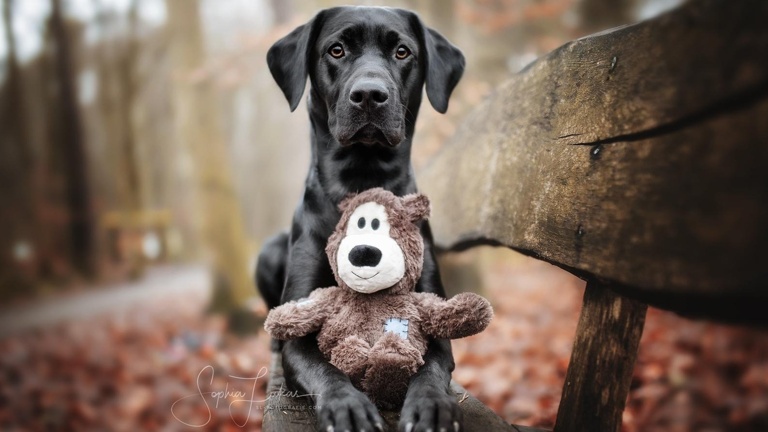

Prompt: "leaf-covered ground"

[453,252,768,432]
[1,258,767,431]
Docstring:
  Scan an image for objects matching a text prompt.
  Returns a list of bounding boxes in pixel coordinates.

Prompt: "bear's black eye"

[371,218,380,230]
[357,217,366,229]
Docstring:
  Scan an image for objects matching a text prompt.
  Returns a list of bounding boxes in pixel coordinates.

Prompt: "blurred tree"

[166,0,255,331]
[0,0,36,297]
[50,0,96,277]
[92,1,147,276]
[0,0,94,295]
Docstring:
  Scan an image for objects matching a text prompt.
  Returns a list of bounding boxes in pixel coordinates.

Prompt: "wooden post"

[554,280,647,432]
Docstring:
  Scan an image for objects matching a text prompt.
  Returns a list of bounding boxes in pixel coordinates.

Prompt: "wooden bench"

[263,1,768,430]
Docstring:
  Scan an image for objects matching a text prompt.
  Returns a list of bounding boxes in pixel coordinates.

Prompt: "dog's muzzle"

[333,75,405,147]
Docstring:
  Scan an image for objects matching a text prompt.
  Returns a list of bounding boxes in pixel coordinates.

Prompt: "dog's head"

[267,6,465,148]
[326,188,430,294]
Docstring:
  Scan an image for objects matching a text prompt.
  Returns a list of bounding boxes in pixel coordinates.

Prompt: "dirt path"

[0,265,211,338]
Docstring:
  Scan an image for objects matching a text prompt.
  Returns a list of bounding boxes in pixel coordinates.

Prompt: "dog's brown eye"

[371,219,380,230]
[357,217,365,229]
[329,44,345,59]
[395,46,410,60]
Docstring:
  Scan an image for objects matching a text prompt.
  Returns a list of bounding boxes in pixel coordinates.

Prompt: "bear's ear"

[402,194,430,222]
[338,193,357,214]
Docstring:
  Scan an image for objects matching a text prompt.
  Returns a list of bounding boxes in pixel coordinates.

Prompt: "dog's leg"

[281,236,385,432]
[256,232,289,352]
[400,338,461,431]
[255,231,289,310]
[283,336,384,431]
[399,225,463,432]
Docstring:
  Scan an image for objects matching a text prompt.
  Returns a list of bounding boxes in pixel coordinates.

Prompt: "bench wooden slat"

[263,353,547,432]
[418,0,768,321]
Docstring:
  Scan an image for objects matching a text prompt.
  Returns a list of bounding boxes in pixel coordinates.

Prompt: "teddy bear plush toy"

[264,188,493,409]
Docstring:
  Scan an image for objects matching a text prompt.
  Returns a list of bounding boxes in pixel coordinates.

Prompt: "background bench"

[264,1,768,430]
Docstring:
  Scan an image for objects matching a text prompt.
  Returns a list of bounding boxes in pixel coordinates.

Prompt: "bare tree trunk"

[119,4,144,217]
[0,0,36,297]
[50,0,95,276]
[2,0,29,168]
[166,0,255,329]
[115,1,146,275]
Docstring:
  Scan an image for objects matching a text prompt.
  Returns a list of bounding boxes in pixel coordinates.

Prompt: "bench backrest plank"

[418,0,768,321]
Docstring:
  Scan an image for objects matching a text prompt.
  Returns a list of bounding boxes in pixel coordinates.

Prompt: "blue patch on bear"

[383,318,409,339]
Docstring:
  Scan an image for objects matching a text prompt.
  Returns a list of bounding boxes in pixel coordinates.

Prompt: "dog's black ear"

[267,13,324,112]
[421,24,465,113]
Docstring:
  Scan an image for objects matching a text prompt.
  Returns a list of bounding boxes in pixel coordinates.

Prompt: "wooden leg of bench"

[553,280,647,432]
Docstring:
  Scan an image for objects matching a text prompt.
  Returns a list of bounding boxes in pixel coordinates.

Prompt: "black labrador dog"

[257,6,465,432]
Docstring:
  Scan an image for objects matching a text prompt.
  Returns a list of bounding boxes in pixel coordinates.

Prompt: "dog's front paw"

[318,384,384,432]
[399,384,462,432]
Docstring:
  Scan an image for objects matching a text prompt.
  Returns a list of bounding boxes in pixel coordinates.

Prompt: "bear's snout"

[349,245,382,267]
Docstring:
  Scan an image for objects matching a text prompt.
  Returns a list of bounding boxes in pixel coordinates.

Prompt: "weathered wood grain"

[553,280,647,432]
[262,353,541,432]
[418,0,768,321]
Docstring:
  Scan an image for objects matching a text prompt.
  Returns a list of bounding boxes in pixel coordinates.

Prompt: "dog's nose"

[348,245,382,267]
[349,79,389,111]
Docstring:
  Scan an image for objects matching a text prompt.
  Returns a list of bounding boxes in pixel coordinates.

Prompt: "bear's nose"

[349,245,382,267]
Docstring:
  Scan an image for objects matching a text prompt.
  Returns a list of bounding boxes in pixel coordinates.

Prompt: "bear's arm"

[413,292,493,340]
[264,286,341,340]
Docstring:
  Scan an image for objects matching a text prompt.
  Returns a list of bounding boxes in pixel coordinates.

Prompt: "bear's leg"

[363,332,424,410]
[329,335,372,387]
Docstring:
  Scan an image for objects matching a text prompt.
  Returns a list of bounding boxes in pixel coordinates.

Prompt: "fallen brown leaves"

[452,251,584,429]
[452,250,768,432]
[626,310,768,432]
[2,257,767,432]
[0,279,272,431]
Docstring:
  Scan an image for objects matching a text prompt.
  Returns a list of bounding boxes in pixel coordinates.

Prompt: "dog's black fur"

[256,6,465,432]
